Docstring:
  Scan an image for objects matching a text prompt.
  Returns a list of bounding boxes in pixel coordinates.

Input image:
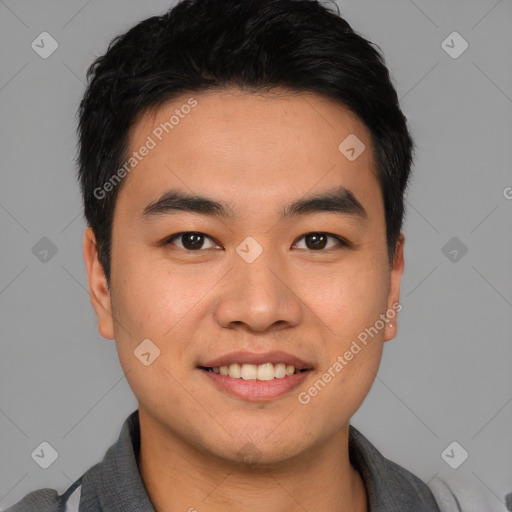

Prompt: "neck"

[137,411,368,512]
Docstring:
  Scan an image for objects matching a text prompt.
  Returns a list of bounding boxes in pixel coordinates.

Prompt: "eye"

[293,232,348,251]
[165,232,221,251]
[163,231,349,252]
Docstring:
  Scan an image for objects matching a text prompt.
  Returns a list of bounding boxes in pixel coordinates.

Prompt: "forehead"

[117,88,382,222]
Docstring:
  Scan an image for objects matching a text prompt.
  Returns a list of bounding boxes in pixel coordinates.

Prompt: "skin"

[83,87,405,512]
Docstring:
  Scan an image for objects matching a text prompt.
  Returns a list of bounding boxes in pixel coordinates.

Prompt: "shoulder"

[348,426,441,510]
[4,477,82,512]
[428,475,509,512]
[348,426,508,512]
[3,488,61,512]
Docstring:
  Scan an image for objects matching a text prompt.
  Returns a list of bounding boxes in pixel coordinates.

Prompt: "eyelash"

[163,231,350,252]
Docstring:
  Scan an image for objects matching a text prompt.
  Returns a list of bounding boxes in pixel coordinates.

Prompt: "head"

[81,0,412,465]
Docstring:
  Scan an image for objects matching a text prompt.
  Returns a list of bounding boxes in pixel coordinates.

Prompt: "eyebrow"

[141,185,367,222]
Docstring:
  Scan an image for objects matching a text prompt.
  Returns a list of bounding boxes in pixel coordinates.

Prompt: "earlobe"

[384,233,405,342]
[83,227,115,339]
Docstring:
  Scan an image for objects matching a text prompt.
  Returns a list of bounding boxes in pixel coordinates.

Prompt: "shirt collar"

[348,427,440,511]
[79,409,439,512]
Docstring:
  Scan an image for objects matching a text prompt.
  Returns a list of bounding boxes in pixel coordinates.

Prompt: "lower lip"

[199,369,311,401]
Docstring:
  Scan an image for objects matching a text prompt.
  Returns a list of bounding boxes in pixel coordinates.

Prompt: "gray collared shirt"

[6,409,442,511]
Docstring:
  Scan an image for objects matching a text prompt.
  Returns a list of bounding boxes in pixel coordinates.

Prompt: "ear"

[83,227,115,339]
[384,232,405,342]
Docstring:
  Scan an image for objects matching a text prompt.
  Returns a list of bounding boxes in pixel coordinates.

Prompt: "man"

[5,0,488,510]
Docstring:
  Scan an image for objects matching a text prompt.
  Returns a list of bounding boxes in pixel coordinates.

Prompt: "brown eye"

[166,232,220,251]
[305,233,328,250]
[293,232,347,251]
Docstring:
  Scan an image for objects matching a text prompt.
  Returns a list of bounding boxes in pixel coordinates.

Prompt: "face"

[84,88,404,465]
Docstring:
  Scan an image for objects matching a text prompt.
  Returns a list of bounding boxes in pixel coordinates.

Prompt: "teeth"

[257,363,274,381]
[274,363,286,378]
[210,362,306,380]
[228,363,241,379]
[241,363,258,380]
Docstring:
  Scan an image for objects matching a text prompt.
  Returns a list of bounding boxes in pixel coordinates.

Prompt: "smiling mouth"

[198,362,311,381]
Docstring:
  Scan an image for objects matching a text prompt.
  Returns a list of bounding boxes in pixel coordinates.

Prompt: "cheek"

[109,252,199,410]
[109,245,223,382]
[307,257,390,328]
[304,257,389,398]
[336,345,383,414]
[111,245,194,337]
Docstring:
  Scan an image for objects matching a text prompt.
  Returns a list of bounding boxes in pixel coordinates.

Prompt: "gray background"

[1,0,511,509]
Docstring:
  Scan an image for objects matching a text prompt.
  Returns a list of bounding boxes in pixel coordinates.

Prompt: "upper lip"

[199,351,313,371]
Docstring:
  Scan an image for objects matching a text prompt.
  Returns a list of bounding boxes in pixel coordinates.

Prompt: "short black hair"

[77,0,413,285]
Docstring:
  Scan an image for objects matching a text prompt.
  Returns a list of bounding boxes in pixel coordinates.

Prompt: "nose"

[214,246,303,333]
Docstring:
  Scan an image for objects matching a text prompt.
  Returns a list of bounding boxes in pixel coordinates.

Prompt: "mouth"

[197,351,314,401]
[198,362,310,380]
